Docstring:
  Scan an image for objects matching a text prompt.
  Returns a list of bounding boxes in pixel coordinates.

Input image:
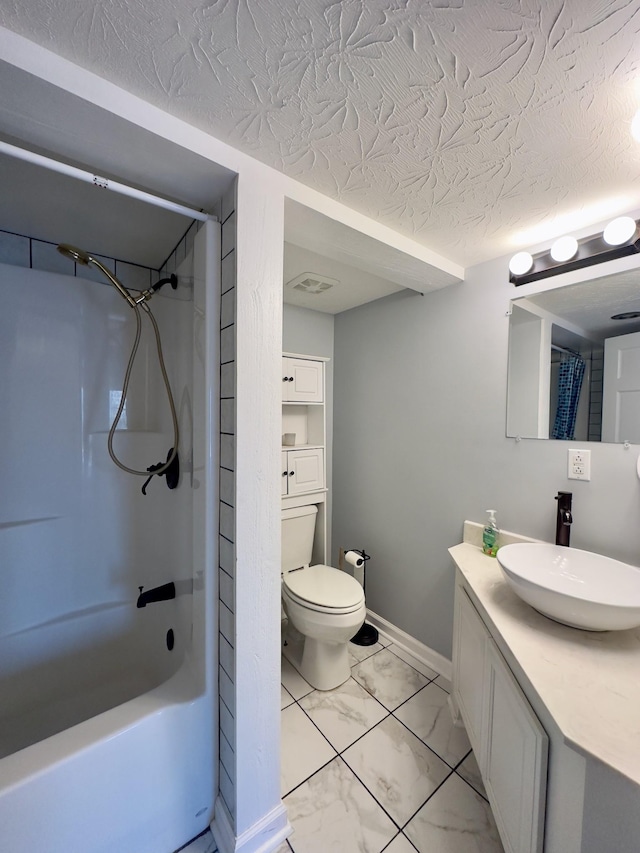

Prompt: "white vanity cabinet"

[282,353,329,563]
[453,585,548,853]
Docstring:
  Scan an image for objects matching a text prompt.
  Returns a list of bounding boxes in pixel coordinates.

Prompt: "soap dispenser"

[482,510,500,557]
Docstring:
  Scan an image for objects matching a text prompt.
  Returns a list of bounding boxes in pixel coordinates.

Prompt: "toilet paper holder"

[340,548,378,647]
[343,548,370,570]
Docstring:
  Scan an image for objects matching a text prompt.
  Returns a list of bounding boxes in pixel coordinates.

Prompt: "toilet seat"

[283,564,365,614]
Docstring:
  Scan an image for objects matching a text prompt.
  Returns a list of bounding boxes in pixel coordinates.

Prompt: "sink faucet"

[555,491,573,547]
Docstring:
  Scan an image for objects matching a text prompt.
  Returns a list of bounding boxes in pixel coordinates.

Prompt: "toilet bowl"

[281,505,366,690]
[282,564,366,690]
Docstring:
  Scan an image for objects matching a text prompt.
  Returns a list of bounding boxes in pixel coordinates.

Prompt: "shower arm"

[89,261,178,309]
[133,274,178,306]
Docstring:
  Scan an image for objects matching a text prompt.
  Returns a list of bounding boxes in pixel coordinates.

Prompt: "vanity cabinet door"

[453,583,548,853]
[483,639,548,853]
[453,587,489,760]
[281,452,289,496]
[282,357,323,402]
[283,449,324,495]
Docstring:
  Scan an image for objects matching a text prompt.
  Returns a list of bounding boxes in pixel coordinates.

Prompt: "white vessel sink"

[497,543,640,631]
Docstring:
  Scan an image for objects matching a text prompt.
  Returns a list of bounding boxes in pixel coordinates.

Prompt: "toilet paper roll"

[344,550,365,587]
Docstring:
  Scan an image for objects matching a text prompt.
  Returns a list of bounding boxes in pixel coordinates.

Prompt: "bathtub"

[0,600,215,853]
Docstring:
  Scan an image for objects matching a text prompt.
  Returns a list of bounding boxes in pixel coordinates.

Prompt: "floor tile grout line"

[351,646,438,704]
[388,707,465,771]
[388,708,491,803]
[380,830,420,853]
[282,711,403,833]
[329,706,463,828]
[396,764,457,833]
[281,706,490,833]
[281,752,338,800]
[334,754,404,834]
[350,664,424,710]
[452,764,491,803]
[290,696,341,755]
[385,642,441,682]
[283,658,445,762]
[283,685,489,816]
[286,749,406,842]
[280,648,496,851]
[295,676,389,736]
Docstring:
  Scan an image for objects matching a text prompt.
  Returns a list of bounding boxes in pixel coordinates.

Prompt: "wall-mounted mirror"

[506,268,640,443]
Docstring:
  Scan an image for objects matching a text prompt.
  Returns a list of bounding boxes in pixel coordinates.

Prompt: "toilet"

[281,504,366,690]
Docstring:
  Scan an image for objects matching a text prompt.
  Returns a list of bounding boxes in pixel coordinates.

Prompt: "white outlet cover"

[568,448,591,481]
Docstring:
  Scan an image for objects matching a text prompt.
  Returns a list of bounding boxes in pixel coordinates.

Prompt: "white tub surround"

[450,521,640,853]
[0,224,219,853]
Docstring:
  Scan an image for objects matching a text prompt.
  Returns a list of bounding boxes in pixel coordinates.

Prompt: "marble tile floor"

[178,635,503,853]
[279,636,504,853]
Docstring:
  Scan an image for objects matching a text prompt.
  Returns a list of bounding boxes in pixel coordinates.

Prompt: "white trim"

[283,351,330,362]
[210,799,235,853]
[366,609,452,681]
[211,799,291,853]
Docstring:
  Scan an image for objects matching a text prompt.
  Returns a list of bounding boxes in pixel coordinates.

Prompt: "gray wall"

[332,254,640,659]
[283,304,335,554]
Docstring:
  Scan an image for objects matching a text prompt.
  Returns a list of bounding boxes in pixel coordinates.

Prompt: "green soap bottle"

[482,509,499,557]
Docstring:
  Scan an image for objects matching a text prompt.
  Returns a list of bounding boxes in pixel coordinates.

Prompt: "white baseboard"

[366,609,452,681]
[211,799,291,853]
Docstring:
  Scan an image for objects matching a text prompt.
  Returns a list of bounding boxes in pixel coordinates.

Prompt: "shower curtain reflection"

[551,352,586,440]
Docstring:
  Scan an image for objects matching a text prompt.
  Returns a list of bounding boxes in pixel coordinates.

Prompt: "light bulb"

[603,216,637,246]
[509,252,533,276]
[550,236,578,262]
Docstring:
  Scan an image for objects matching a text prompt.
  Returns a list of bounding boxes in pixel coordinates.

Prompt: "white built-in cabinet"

[282,354,328,564]
[453,585,548,853]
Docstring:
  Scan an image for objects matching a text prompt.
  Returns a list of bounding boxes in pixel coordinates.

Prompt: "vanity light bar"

[509,220,640,286]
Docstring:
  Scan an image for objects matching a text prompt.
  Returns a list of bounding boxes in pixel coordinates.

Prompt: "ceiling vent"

[286,272,339,294]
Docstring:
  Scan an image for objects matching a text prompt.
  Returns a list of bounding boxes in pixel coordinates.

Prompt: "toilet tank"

[282,504,318,572]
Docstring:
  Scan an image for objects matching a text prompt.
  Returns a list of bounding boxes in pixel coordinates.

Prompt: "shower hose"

[108,300,179,477]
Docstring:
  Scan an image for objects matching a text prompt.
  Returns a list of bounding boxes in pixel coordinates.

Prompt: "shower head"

[56,242,137,309]
[57,243,92,266]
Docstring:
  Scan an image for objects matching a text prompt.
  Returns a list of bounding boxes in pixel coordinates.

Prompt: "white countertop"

[450,523,640,786]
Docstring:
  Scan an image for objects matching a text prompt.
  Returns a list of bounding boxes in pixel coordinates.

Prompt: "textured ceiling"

[2,1,640,266]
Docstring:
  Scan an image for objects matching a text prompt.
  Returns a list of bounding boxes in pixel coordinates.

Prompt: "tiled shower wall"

[218,181,237,820]
[1,220,203,291]
[588,347,604,442]
[0,228,161,287]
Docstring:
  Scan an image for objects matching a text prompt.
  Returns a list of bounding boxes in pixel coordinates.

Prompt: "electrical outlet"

[568,448,591,481]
